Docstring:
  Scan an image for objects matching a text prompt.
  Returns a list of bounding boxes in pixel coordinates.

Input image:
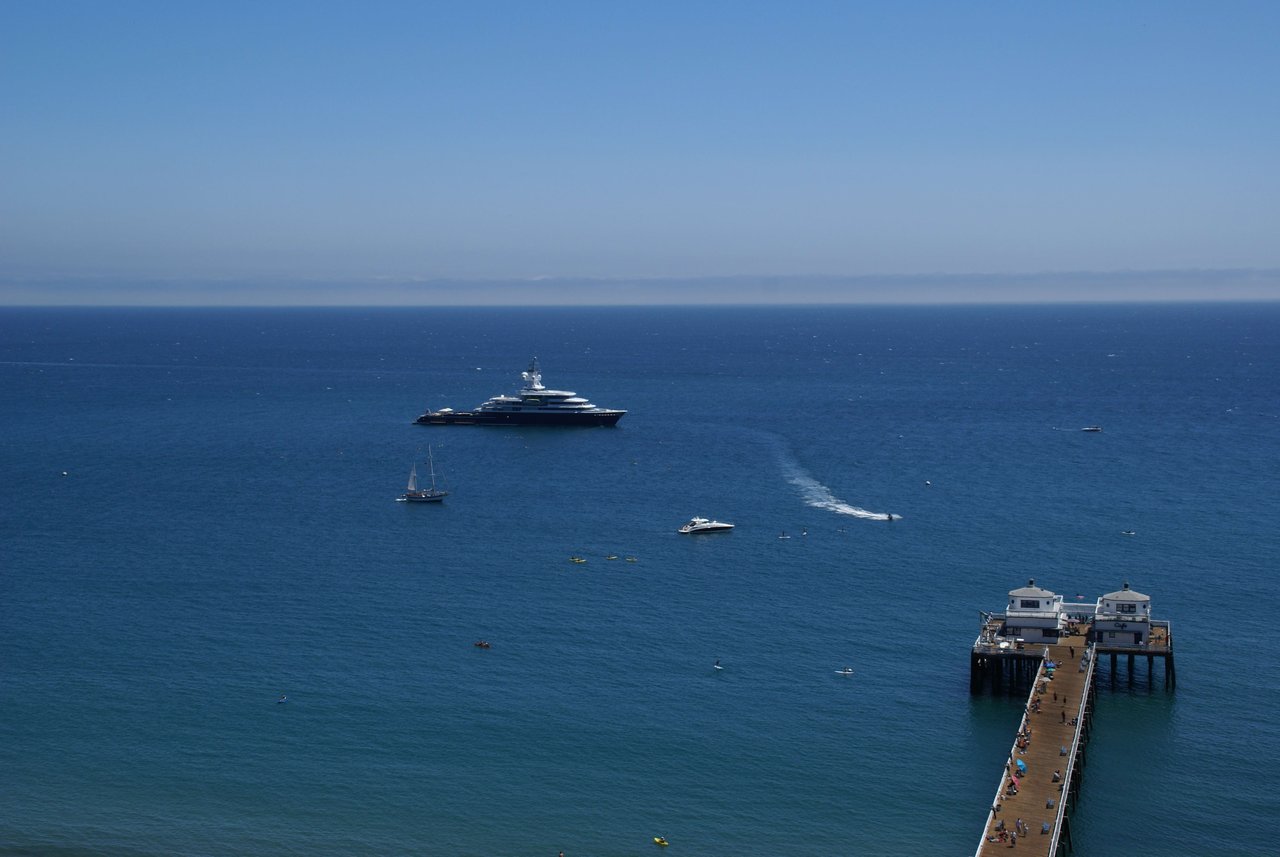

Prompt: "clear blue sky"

[2,1,1278,303]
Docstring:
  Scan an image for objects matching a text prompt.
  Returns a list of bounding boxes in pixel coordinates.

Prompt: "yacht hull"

[415,410,624,427]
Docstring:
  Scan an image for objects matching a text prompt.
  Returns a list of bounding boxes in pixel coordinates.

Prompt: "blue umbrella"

[1015,759,1027,773]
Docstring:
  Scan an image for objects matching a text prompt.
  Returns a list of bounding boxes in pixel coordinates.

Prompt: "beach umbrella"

[1015,759,1027,773]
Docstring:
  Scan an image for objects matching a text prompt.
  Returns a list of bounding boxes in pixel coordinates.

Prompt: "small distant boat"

[678,517,734,534]
[653,837,669,847]
[473,640,491,649]
[778,531,791,540]
[605,554,619,560]
[835,667,854,676]
[1121,530,1136,536]
[624,556,638,562]
[1081,426,1103,432]
[570,556,587,564]
[398,446,447,503]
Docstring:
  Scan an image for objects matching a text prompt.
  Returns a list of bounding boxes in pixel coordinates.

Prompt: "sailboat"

[397,447,448,503]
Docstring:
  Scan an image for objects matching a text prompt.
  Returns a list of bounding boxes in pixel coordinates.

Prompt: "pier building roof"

[1101,581,1149,602]
[1008,578,1056,599]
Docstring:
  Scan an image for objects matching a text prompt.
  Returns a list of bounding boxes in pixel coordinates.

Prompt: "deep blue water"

[2,304,1277,856]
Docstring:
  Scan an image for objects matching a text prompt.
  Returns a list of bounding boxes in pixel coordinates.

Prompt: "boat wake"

[774,447,896,522]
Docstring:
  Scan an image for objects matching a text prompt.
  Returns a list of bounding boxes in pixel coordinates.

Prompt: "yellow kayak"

[654,837,669,847]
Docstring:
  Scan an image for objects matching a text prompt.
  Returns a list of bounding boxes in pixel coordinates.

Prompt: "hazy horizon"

[3,2,1277,305]
[2,268,1277,307]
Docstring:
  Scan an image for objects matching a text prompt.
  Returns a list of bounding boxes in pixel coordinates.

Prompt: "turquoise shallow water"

[2,304,1278,856]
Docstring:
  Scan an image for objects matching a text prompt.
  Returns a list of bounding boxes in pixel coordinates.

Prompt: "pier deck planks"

[975,637,1092,857]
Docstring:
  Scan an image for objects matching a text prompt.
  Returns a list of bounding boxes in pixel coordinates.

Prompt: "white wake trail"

[777,453,896,521]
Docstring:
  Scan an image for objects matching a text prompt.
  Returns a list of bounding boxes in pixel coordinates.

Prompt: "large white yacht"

[415,359,626,427]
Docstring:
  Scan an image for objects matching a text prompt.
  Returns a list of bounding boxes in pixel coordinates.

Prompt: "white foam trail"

[777,454,896,521]
[726,427,898,522]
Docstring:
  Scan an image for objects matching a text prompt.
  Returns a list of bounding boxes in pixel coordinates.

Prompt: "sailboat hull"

[398,447,447,502]
[398,491,447,503]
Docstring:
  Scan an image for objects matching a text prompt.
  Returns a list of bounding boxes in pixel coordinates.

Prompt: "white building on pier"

[1093,581,1152,647]
[999,578,1067,643]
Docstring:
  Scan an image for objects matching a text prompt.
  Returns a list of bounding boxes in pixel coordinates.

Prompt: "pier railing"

[971,643,1097,857]
[971,680,1039,856]
[1048,645,1096,850]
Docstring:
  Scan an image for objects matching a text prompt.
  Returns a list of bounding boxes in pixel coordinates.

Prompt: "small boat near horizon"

[397,447,448,503]
[678,517,734,534]
[1081,425,1103,432]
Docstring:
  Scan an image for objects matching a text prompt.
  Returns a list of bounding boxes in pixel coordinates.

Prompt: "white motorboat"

[678,517,735,534]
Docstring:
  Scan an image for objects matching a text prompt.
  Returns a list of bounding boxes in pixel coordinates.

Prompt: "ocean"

[2,304,1277,856]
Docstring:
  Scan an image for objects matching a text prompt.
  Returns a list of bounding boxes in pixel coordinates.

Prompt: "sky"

[2,1,1278,305]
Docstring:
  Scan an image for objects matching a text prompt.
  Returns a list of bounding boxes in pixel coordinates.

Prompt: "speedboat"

[416,359,625,427]
[678,517,735,534]
[1081,425,1103,432]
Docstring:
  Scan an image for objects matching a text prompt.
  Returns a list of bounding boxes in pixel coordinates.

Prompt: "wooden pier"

[972,629,1097,856]
[970,616,1176,855]
[970,581,1176,854]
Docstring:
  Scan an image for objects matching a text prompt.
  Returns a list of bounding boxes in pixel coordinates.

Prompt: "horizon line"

[4,297,1279,310]
[3,267,1276,307]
